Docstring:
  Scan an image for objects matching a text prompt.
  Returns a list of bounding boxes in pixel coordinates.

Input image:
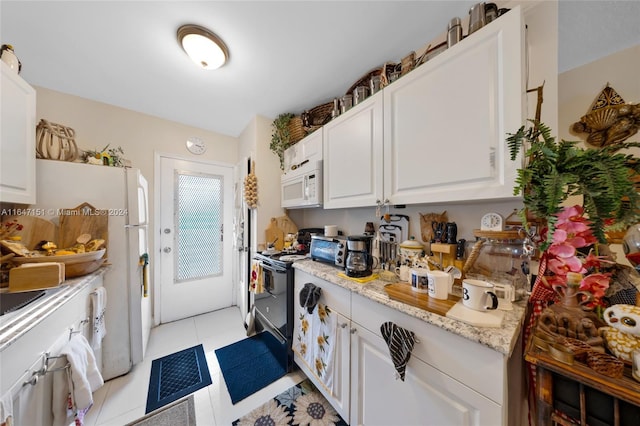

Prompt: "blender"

[345,235,373,278]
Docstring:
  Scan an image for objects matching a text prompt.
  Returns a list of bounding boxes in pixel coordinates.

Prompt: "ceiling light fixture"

[177,24,229,70]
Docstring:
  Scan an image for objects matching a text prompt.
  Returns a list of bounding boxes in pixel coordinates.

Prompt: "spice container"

[353,86,369,105]
[447,17,463,48]
[340,95,353,114]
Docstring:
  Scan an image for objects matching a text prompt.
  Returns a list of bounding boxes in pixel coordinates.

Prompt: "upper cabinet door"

[1,62,37,204]
[383,6,524,205]
[323,91,384,209]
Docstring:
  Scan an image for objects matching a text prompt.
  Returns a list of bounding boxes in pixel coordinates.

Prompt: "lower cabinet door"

[350,323,502,426]
[292,284,351,421]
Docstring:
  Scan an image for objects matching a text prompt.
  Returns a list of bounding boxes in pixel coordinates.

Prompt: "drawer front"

[351,292,505,404]
[294,269,351,317]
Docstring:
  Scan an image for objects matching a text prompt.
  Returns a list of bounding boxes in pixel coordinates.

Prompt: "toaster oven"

[309,235,346,267]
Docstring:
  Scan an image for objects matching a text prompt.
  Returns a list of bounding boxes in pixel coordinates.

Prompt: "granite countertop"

[0,267,110,352]
[293,259,526,356]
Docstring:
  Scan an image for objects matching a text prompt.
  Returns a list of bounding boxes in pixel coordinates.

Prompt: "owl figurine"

[600,304,640,362]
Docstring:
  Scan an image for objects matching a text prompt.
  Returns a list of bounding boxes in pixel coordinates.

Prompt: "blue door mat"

[145,344,212,414]
[215,331,288,404]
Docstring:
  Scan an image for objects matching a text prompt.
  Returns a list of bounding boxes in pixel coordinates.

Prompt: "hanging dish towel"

[293,303,338,395]
[90,287,107,350]
[0,392,13,426]
[52,334,104,426]
[380,321,417,381]
[299,282,322,313]
[250,261,264,294]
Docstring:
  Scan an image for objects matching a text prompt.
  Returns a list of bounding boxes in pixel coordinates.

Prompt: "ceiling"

[2,1,639,138]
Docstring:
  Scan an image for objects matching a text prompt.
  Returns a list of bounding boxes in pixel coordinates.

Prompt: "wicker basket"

[306,102,333,127]
[586,351,624,378]
[288,116,305,144]
[559,337,595,362]
[35,119,79,161]
[346,63,397,95]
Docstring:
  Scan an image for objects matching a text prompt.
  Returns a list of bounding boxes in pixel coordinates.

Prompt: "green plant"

[82,144,126,167]
[507,120,640,250]
[270,113,294,170]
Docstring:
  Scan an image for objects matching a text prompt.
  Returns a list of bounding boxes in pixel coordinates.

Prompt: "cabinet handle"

[340,323,348,329]
[350,327,357,334]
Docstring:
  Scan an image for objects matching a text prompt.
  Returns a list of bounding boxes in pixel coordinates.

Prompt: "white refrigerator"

[34,159,152,380]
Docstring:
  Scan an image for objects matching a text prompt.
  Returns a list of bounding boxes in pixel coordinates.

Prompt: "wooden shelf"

[525,330,640,425]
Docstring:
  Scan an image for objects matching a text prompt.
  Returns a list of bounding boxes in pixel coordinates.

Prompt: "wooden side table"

[525,333,640,425]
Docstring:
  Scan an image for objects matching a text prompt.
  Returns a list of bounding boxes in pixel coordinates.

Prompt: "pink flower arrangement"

[543,205,614,309]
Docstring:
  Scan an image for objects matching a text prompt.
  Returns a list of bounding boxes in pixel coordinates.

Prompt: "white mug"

[427,270,452,300]
[410,268,429,293]
[462,279,499,311]
[395,265,411,282]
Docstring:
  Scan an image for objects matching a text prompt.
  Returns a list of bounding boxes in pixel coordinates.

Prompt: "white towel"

[90,287,107,350]
[0,392,13,426]
[52,335,104,426]
[293,303,338,395]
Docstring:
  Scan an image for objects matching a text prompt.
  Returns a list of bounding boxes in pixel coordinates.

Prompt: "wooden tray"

[384,282,460,316]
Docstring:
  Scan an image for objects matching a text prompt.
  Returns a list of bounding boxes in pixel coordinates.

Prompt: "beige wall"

[558,44,640,266]
[34,87,240,307]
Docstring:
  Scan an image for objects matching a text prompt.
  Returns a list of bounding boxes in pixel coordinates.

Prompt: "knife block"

[430,243,456,269]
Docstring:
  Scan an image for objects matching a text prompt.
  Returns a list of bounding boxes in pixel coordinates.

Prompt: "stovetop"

[254,251,308,269]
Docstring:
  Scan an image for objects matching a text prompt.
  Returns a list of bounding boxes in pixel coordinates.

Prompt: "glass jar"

[464,237,530,302]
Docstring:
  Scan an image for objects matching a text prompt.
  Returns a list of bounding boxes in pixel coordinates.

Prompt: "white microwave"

[281,161,322,208]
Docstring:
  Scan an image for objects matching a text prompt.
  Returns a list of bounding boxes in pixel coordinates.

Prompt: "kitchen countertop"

[293,259,526,356]
[0,266,110,352]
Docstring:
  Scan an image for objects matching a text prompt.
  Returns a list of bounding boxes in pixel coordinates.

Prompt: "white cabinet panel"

[350,323,501,426]
[323,91,383,209]
[383,7,524,205]
[0,61,36,204]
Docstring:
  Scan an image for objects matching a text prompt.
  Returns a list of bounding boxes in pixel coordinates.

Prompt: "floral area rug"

[233,379,348,426]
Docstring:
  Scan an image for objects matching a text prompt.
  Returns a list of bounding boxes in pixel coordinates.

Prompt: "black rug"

[232,379,348,425]
[215,331,288,404]
[145,344,212,414]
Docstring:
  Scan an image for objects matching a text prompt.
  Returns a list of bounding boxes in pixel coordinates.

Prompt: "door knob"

[163,247,172,253]
[163,228,171,234]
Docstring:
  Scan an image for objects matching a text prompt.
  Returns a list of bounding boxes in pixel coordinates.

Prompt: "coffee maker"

[345,235,373,278]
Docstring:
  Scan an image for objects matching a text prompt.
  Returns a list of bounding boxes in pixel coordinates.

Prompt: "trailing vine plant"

[270,113,294,170]
[507,120,640,251]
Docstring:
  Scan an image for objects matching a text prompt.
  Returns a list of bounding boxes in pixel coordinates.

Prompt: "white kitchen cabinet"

[383,7,524,205]
[293,269,351,421]
[0,272,105,425]
[323,91,384,209]
[350,322,501,426]
[292,265,524,426]
[0,61,36,204]
[283,129,323,175]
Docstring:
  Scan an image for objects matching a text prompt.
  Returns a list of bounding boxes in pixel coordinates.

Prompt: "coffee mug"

[462,279,499,311]
[395,265,411,282]
[410,268,429,293]
[427,270,452,300]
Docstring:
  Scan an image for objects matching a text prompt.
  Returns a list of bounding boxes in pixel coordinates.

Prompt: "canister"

[369,75,381,94]
[353,86,369,105]
[447,17,462,48]
[340,94,353,114]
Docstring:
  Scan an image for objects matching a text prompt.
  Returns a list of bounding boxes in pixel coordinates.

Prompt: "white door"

[159,156,234,323]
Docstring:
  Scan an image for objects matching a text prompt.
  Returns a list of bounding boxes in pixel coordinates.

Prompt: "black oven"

[253,252,295,372]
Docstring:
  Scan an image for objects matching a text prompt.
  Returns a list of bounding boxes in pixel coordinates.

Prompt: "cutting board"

[1,216,57,249]
[58,202,109,252]
[380,214,409,242]
[384,282,459,316]
[275,214,298,235]
[265,217,284,251]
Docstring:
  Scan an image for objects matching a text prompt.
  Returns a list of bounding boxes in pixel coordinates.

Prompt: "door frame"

[153,151,236,324]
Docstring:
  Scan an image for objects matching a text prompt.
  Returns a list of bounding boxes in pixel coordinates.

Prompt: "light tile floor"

[84,306,305,426]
